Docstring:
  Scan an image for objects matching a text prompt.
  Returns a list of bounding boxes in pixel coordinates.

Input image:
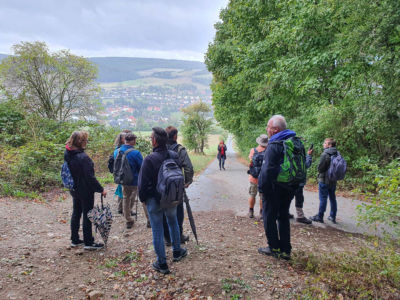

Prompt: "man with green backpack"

[258,115,306,260]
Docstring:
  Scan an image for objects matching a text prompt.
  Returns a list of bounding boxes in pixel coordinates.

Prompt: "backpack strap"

[253,147,258,154]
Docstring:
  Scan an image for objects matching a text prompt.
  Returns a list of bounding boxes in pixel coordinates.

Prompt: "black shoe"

[327,216,337,224]
[248,209,254,218]
[310,214,324,223]
[152,261,170,274]
[147,220,151,228]
[126,221,134,229]
[84,242,104,251]
[296,217,312,224]
[278,252,291,261]
[288,213,294,219]
[258,247,279,258]
[165,239,172,247]
[173,248,187,262]
[180,234,189,243]
[71,239,84,247]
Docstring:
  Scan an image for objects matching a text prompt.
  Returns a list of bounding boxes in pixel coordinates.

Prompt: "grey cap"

[256,134,269,147]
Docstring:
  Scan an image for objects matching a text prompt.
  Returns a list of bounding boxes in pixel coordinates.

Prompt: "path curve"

[187,136,383,236]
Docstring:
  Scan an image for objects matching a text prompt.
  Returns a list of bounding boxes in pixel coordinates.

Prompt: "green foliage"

[358,159,400,237]
[205,0,400,189]
[292,245,400,298]
[181,101,213,153]
[0,41,100,121]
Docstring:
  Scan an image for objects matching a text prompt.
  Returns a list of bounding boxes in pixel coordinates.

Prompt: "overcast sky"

[0,0,229,61]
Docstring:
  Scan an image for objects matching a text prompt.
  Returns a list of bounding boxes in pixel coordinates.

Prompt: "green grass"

[186,134,222,174]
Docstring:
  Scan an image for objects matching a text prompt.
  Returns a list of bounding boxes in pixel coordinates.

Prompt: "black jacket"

[317,147,338,185]
[64,148,103,198]
[167,141,194,185]
[217,144,227,159]
[137,145,180,203]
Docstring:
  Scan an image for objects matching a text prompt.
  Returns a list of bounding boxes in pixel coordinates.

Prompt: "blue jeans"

[146,197,182,265]
[219,157,225,169]
[318,182,337,219]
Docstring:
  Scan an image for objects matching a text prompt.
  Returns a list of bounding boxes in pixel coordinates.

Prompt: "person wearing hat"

[118,132,143,229]
[247,134,268,218]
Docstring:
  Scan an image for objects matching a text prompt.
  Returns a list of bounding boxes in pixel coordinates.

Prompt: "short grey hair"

[269,115,287,130]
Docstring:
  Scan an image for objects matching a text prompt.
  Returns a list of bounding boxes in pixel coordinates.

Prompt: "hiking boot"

[146,220,151,228]
[152,261,170,274]
[248,209,254,219]
[180,234,189,243]
[173,248,188,262]
[278,252,291,261]
[84,242,104,251]
[258,247,279,258]
[126,221,134,229]
[288,213,294,219]
[327,216,337,224]
[296,217,312,224]
[310,214,324,223]
[71,239,84,247]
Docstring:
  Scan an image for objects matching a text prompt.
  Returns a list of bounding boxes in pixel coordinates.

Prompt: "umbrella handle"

[101,194,104,210]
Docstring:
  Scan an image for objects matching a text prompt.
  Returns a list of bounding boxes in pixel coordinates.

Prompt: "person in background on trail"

[113,131,128,214]
[310,138,339,224]
[217,140,227,170]
[258,115,302,260]
[115,133,144,229]
[291,148,314,224]
[64,131,107,251]
[247,134,268,219]
[138,127,187,274]
[163,126,194,245]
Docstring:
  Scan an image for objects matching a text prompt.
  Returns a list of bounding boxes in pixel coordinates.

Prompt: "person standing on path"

[64,131,107,251]
[115,133,144,229]
[258,115,299,260]
[217,140,227,170]
[163,126,194,245]
[112,131,128,214]
[310,138,339,224]
[247,134,268,219]
[292,148,314,224]
[138,127,187,274]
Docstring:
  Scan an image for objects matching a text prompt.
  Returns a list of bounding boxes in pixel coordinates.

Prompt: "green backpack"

[271,137,306,186]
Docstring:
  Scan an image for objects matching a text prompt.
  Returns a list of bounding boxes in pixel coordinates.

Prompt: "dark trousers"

[163,202,184,241]
[318,182,337,219]
[70,191,95,246]
[262,185,294,254]
[218,157,225,169]
[294,186,304,208]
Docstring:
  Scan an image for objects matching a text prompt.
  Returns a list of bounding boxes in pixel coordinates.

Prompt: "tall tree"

[0,41,100,121]
[181,101,213,153]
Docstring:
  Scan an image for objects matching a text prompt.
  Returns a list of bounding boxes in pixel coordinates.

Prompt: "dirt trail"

[0,142,379,300]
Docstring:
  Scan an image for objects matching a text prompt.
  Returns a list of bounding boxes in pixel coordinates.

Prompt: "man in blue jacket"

[115,133,143,229]
[258,115,297,260]
[138,127,187,274]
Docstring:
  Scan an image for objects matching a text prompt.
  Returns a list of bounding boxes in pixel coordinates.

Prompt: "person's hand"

[101,191,107,197]
[184,183,191,188]
[307,149,314,155]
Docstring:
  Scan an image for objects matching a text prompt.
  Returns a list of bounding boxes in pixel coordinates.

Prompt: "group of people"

[64,126,194,274]
[253,115,340,260]
[64,114,340,272]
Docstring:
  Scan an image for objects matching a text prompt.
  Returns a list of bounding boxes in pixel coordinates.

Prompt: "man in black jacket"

[310,138,338,224]
[163,126,194,245]
[138,127,187,274]
[257,115,297,260]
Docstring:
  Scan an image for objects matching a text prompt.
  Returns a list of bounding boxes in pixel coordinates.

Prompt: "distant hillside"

[0,54,211,86]
[88,57,208,83]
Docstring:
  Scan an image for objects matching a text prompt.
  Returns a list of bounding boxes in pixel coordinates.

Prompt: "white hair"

[269,115,287,130]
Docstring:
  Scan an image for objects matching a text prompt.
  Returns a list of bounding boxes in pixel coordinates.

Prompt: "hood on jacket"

[324,147,338,156]
[269,129,296,142]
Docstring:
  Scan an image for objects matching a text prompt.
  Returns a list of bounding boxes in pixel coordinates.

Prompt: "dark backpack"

[327,152,347,181]
[61,161,74,190]
[157,151,184,210]
[271,136,307,187]
[107,154,114,173]
[248,148,266,179]
[113,148,134,185]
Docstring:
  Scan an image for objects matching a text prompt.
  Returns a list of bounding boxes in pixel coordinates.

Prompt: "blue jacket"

[258,129,297,195]
[114,144,143,186]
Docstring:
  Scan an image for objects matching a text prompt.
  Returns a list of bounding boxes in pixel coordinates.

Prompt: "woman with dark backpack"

[64,131,107,250]
[217,140,227,170]
[112,131,128,214]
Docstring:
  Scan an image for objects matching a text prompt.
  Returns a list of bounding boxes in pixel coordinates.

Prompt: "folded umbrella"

[87,195,113,248]
[184,190,198,245]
